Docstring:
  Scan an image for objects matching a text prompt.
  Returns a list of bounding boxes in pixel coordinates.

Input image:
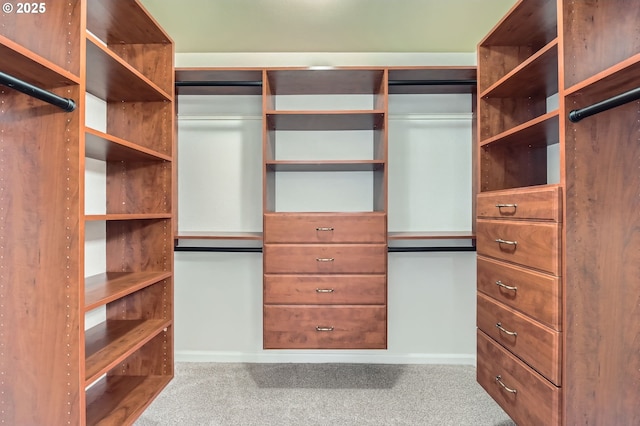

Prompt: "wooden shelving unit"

[0,0,174,424]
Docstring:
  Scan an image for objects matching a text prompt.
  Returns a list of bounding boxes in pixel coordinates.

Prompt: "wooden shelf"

[86,375,172,426]
[86,33,171,102]
[175,68,263,95]
[85,319,171,385]
[267,68,385,94]
[480,111,559,148]
[388,231,476,240]
[480,0,557,47]
[564,53,640,101]
[176,231,263,240]
[85,271,172,311]
[481,40,558,98]
[0,35,80,88]
[388,66,477,94]
[266,160,385,172]
[85,127,172,162]
[266,111,385,130]
[87,0,171,45]
[85,214,172,221]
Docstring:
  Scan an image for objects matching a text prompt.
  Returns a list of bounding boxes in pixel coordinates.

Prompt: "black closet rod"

[387,79,476,86]
[174,246,476,253]
[175,80,263,87]
[569,86,640,122]
[0,71,76,112]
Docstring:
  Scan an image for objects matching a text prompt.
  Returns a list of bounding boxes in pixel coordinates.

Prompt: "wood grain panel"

[476,219,561,275]
[263,244,387,274]
[264,275,386,305]
[106,160,172,214]
[477,330,560,426]
[477,256,561,330]
[477,293,561,385]
[264,306,386,349]
[264,212,386,243]
[477,185,561,221]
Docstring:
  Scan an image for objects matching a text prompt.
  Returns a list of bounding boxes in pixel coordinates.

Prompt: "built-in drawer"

[264,274,386,305]
[477,256,561,330]
[477,330,561,426]
[477,292,561,385]
[264,212,386,244]
[263,305,386,349]
[476,219,561,275]
[477,185,562,221]
[263,244,387,274]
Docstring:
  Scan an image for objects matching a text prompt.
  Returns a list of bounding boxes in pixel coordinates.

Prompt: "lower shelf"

[85,374,172,426]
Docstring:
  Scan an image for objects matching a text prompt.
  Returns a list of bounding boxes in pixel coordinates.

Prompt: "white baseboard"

[175,350,476,366]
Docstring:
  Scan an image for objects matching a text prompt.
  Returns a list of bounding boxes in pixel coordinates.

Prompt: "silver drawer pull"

[316,258,334,262]
[495,203,517,209]
[496,322,518,336]
[495,375,517,393]
[316,227,334,231]
[495,280,517,291]
[495,238,517,246]
[315,288,334,293]
[316,326,334,332]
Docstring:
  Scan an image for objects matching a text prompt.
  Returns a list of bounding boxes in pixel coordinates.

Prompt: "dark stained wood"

[85,127,171,161]
[111,42,174,95]
[476,219,561,275]
[85,271,173,311]
[387,66,476,94]
[480,0,557,48]
[264,244,387,275]
[480,140,548,191]
[105,220,173,272]
[479,96,547,141]
[477,293,561,385]
[264,306,387,349]
[477,256,561,330]
[175,68,263,95]
[478,45,534,93]
[264,212,386,244]
[479,111,559,148]
[264,275,386,305]
[106,160,172,214]
[266,111,385,130]
[265,160,385,172]
[266,69,385,95]
[477,185,562,221]
[477,331,561,426]
[107,100,173,156]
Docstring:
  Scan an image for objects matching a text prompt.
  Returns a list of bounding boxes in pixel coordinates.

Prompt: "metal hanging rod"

[0,71,76,112]
[569,86,640,122]
[174,246,476,253]
[175,80,263,87]
[388,79,477,86]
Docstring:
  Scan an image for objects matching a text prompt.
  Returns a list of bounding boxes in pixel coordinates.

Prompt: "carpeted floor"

[135,363,516,426]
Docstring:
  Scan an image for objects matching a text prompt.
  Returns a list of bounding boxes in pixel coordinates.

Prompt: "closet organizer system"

[174,67,477,349]
[475,0,639,425]
[1,1,175,425]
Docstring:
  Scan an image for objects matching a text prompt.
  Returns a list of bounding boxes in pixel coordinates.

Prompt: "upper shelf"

[87,0,172,45]
[480,110,559,148]
[266,68,385,95]
[175,69,263,95]
[387,67,477,94]
[480,0,557,48]
[85,127,172,162]
[86,33,171,102]
[266,111,385,130]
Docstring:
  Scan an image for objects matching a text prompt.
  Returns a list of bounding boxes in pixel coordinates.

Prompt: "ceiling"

[139,0,517,53]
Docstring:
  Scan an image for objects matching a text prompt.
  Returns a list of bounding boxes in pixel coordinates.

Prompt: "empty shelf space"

[481,40,558,98]
[175,68,263,95]
[85,374,172,426]
[266,160,385,172]
[85,319,171,385]
[480,111,559,148]
[267,69,385,94]
[85,271,172,312]
[85,127,172,162]
[85,214,172,221]
[564,53,640,100]
[266,111,385,130]
[176,231,263,240]
[388,66,477,94]
[388,231,476,240]
[85,33,171,102]
[0,35,80,88]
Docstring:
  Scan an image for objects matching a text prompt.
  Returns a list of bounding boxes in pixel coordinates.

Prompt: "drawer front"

[477,185,561,221]
[264,212,386,244]
[477,330,561,426]
[477,256,561,330]
[477,293,561,385]
[264,306,386,349]
[264,244,387,274]
[264,274,386,305]
[476,219,561,275]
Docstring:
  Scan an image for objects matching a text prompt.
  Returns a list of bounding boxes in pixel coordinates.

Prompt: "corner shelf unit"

[0,0,175,424]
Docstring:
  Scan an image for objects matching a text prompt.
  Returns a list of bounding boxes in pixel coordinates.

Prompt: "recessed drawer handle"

[495,375,517,393]
[316,326,334,332]
[495,203,517,209]
[316,258,334,262]
[315,288,334,293]
[496,322,518,336]
[495,238,517,246]
[495,280,517,291]
[316,227,334,231]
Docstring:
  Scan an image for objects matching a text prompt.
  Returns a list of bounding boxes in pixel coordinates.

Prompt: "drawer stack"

[475,185,562,425]
[263,212,387,349]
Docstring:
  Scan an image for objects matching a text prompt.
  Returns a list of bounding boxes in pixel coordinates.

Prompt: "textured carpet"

[135,363,516,426]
